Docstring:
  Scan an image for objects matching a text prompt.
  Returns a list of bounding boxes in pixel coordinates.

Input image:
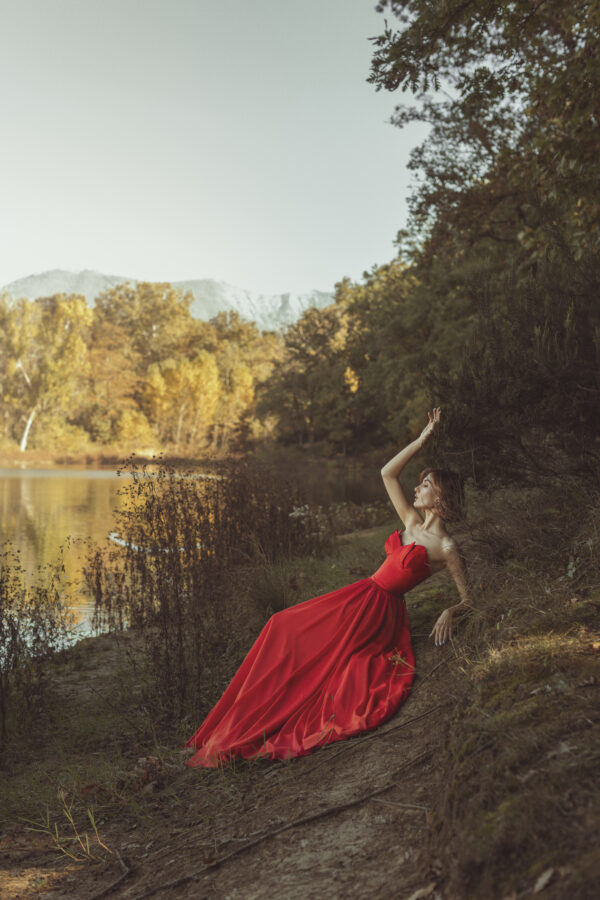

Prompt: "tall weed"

[0,543,74,750]
[84,455,331,728]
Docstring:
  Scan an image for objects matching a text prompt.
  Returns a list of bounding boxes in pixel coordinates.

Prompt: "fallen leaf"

[141,781,159,795]
[81,783,108,797]
[406,885,437,900]
[547,742,576,759]
[516,768,538,784]
[533,867,555,893]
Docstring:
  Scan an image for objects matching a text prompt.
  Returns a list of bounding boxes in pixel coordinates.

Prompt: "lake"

[0,459,383,639]
[0,466,126,639]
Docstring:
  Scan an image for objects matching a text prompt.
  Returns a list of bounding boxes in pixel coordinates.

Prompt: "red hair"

[419,468,465,523]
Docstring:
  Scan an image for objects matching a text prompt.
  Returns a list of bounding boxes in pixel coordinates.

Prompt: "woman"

[184,408,473,768]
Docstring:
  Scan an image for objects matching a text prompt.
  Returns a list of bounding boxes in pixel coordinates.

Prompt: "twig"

[134,749,434,879]
[89,849,132,900]
[371,798,431,811]
[468,740,494,758]
[391,746,433,774]
[303,702,446,773]
[115,850,129,875]
[412,652,457,691]
[127,758,427,900]
[136,657,454,891]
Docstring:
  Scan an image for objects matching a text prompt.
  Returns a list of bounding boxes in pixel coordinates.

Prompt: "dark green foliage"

[428,255,600,485]
[370,0,600,261]
[257,304,356,450]
[261,0,600,486]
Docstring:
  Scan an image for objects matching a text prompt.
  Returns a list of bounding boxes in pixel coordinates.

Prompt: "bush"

[421,480,600,898]
[84,456,332,729]
[113,409,157,448]
[30,419,92,453]
[0,544,74,749]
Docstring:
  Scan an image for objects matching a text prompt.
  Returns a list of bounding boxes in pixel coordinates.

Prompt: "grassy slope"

[427,484,600,899]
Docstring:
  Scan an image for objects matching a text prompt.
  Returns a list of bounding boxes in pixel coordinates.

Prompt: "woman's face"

[414,473,438,511]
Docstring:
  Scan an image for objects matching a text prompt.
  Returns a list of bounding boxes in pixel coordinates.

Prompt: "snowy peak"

[0,270,334,331]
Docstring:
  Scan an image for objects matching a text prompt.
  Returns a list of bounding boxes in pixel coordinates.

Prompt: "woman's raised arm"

[380,408,441,527]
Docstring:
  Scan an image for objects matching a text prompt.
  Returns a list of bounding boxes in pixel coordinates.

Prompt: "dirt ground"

[0,590,453,900]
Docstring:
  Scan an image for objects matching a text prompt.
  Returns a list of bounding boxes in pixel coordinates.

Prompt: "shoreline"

[0,448,220,469]
[0,440,391,471]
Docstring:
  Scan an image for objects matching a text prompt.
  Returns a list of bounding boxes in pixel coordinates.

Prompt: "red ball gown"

[184,530,430,768]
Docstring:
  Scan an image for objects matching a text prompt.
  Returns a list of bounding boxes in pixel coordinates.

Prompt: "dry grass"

[0,512,393,824]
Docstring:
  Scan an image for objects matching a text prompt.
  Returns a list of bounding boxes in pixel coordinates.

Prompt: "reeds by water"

[0,544,73,749]
[84,455,332,727]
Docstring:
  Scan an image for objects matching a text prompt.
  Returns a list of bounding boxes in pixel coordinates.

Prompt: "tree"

[208,312,283,450]
[0,294,36,446]
[210,343,253,450]
[94,282,196,371]
[259,304,357,450]
[369,0,600,262]
[0,295,92,451]
[427,256,600,483]
[80,318,143,443]
[143,353,220,449]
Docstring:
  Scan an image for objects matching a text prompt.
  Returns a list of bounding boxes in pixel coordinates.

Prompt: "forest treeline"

[1,1,598,484]
[0,284,283,455]
[267,0,600,483]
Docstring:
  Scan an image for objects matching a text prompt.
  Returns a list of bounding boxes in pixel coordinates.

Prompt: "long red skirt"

[184,575,415,768]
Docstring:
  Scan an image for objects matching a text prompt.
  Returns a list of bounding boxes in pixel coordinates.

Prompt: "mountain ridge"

[0,269,335,331]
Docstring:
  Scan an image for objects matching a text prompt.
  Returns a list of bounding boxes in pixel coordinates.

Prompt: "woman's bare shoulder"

[440,535,459,554]
[425,533,458,572]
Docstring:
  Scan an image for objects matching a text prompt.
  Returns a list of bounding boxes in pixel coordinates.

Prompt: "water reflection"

[0,468,124,634]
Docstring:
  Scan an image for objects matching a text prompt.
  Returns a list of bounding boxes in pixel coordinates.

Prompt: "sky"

[0,0,428,296]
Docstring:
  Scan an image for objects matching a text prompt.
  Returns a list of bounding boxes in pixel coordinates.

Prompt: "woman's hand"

[419,407,441,446]
[429,606,454,647]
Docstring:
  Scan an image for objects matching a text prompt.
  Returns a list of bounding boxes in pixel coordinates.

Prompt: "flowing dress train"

[184,530,430,767]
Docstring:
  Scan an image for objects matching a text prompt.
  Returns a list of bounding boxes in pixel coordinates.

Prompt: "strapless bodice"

[370,530,430,596]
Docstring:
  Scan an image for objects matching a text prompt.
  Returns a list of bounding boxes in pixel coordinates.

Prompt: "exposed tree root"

[89,849,132,900]
[125,748,432,900]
